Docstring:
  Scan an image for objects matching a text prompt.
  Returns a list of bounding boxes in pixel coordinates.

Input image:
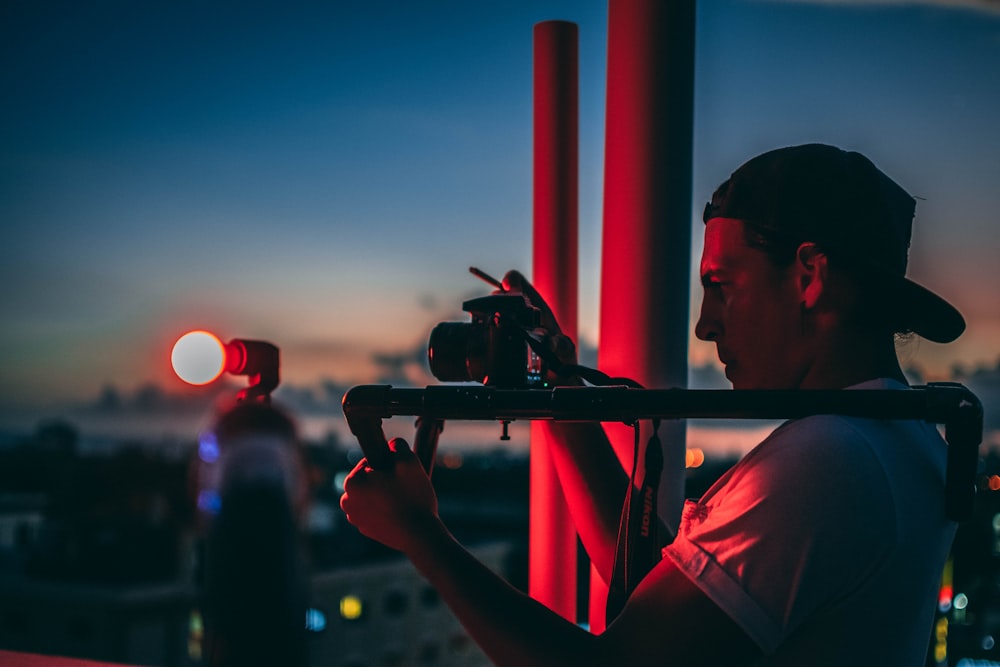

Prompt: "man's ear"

[795,242,829,309]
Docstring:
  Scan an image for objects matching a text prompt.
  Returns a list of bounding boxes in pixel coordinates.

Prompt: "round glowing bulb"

[172,331,226,385]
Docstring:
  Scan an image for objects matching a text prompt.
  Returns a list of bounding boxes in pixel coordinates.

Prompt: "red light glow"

[172,331,226,385]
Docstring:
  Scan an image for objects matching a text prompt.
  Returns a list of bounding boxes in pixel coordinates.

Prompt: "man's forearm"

[402,514,604,667]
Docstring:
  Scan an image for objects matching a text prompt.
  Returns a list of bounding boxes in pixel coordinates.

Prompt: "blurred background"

[1,1,998,665]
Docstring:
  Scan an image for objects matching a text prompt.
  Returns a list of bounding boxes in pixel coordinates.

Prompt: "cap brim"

[893,278,965,344]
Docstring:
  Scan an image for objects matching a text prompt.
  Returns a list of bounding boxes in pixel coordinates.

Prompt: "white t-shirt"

[663,379,956,665]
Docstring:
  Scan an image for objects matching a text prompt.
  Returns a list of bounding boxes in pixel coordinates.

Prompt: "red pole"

[594,0,695,631]
[531,20,579,622]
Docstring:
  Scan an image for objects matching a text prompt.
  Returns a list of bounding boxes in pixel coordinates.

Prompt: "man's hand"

[339,437,440,553]
[501,270,579,381]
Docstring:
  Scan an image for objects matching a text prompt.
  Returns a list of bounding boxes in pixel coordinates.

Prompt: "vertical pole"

[593,0,695,631]
[531,20,579,621]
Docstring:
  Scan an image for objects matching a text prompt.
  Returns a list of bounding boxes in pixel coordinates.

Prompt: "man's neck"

[799,334,906,390]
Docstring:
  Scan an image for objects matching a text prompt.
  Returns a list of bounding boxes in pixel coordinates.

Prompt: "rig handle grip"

[352,418,392,470]
[342,385,393,469]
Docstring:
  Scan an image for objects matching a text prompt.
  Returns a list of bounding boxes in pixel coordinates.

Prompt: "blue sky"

[1,0,998,431]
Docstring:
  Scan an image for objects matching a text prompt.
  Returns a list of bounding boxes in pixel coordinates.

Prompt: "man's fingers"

[500,270,528,296]
[501,270,564,336]
[388,437,417,462]
[552,334,578,364]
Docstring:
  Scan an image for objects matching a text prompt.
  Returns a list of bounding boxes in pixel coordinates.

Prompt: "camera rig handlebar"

[342,382,984,522]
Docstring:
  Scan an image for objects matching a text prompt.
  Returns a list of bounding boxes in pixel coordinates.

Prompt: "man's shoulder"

[730,415,896,497]
[736,408,944,503]
[756,378,931,458]
[755,413,877,460]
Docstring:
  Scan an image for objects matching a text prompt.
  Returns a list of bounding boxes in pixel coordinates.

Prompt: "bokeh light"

[340,594,364,621]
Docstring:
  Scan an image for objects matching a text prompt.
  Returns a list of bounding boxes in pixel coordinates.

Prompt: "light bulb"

[172,330,226,385]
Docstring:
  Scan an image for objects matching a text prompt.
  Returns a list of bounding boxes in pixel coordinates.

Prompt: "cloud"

[371,340,433,386]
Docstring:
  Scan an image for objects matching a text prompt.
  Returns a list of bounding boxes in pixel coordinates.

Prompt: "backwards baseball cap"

[703,143,965,343]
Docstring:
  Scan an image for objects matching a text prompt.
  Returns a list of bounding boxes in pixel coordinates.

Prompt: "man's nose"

[694,303,719,342]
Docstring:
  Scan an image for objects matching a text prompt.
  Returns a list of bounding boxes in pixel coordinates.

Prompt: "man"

[340,143,964,665]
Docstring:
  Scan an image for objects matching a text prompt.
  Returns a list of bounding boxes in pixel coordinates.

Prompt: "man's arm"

[340,439,762,667]
[501,270,638,581]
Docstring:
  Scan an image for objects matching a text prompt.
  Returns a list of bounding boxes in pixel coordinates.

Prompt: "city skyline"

[2,1,998,438]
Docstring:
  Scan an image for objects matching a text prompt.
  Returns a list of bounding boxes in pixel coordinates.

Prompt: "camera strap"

[605,419,663,623]
[520,329,663,620]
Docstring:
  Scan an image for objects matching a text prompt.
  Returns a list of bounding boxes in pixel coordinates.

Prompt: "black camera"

[428,294,546,388]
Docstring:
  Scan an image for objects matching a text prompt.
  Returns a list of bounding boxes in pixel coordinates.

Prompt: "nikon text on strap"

[605,420,663,623]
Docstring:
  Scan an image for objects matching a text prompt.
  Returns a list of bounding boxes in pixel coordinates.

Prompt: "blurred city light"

[305,607,327,633]
[340,594,364,621]
[198,431,220,463]
[685,447,705,468]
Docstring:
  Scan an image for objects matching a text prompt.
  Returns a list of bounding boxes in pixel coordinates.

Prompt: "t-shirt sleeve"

[663,416,896,654]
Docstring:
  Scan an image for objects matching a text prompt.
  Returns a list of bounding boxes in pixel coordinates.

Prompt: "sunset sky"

[2,0,998,436]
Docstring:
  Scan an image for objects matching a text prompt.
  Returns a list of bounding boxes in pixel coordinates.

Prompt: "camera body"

[428,294,545,388]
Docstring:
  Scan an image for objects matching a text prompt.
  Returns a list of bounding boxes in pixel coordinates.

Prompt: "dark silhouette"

[198,402,310,667]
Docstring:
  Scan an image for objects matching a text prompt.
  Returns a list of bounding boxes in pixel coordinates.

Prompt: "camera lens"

[428,322,487,383]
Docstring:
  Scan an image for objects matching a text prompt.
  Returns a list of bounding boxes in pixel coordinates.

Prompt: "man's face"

[695,218,804,389]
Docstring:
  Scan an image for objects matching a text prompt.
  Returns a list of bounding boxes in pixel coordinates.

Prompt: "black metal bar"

[344,383,977,423]
[938,383,986,521]
[413,417,445,474]
[340,382,983,521]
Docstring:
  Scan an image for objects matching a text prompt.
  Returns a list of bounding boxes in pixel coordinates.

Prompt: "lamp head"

[172,331,280,402]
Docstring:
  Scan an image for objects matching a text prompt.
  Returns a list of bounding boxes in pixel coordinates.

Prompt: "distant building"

[0,544,511,667]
